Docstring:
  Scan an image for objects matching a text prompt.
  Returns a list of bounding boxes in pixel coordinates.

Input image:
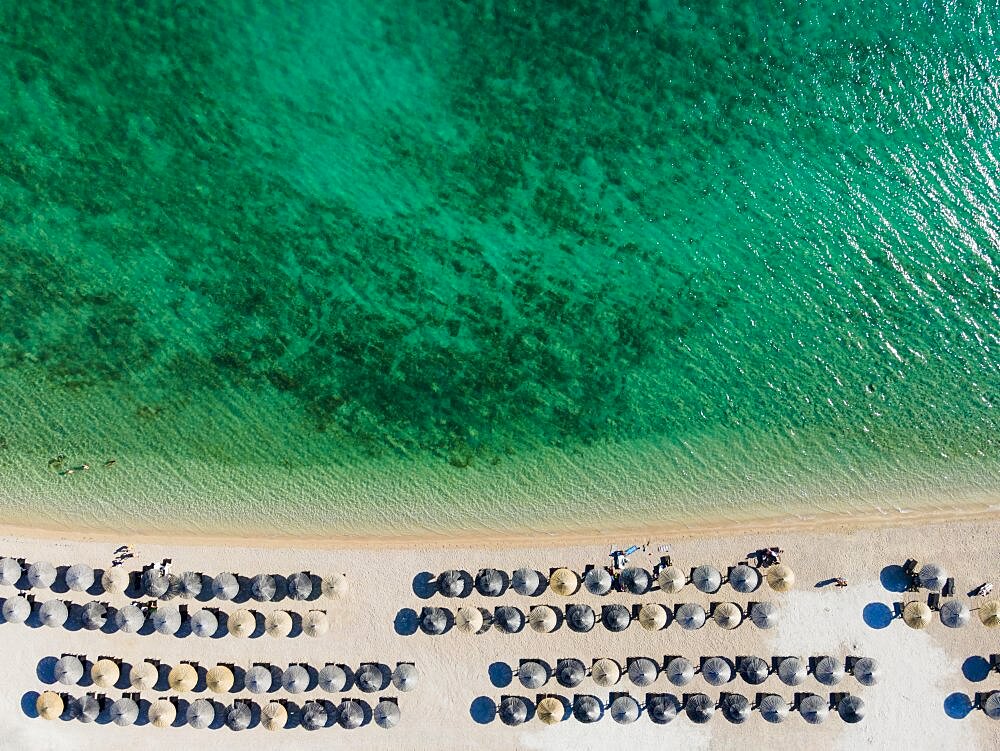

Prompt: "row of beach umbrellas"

[51,656,417,695]
[514,655,880,690]
[35,692,399,729]
[0,559,348,601]
[418,600,779,635]
[901,599,1000,629]
[1,596,331,637]
[494,692,864,726]
[434,564,794,598]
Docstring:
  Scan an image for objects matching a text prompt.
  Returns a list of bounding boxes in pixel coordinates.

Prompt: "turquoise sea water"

[0,1,998,538]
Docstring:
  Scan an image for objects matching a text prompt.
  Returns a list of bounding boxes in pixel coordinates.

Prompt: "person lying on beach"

[835,578,848,587]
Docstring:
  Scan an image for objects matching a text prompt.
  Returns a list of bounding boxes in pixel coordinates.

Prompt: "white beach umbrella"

[226,702,252,731]
[628,657,659,687]
[301,700,326,731]
[262,701,287,731]
[692,565,722,594]
[799,694,829,724]
[321,572,348,599]
[339,699,364,729]
[610,695,640,725]
[65,564,95,592]
[355,662,384,693]
[647,694,681,724]
[2,594,31,624]
[602,603,631,632]
[729,564,761,593]
[750,600,779,629]
[499,696,529,726]
[212,572,239,600]
[838,694,865,723]
[143,569,169,598]
[227,608,256,638]
[666,657,695,686]
[81,600,107,630]
[392,662,418,692]
[556,658,586,688]
[40,599,68,628]
[55,655,84,685]
[0,557,21,586]
[265,609,292,638]
[187,698,215,729]
[246,664,274,694]
[114,603,145,633]
[152,606,181,635]
[111,697,139,726]
[250,573,275,601]
[676,602,706,630]
[76,694,100,723]
[592,658,622,687]
[940,599,970,628]
[28,561,57,589]
[512,567,541,596]
[566,603,595,633]
[620,567,651,595]
[739,656,770,685]
[518,661,548,689]
[476,568,505,597]
[191,609,218,637]
[436,569,464,597]
[318,664,347,692]
[685,693,715,724]
[984,693,1000,719]
[287,571,313,600]
[584,567,613,596]
[493,605,523,634]
[760,694,790,723]
[918,563,948,592]
[529,605,557,633]
[374,699,401,729]
[657,565,685,593]
[815,656,845,686]
[701,657,732,686]
[303,609,329,637]
[778,656,807,686]
[573,695,601,723]
[129,660,158,690]
[101,567,128,595]
[853,656,881,686]
[721,693,751,724]
[282,664,309,694]
[149,698,176,728]
[179,571,203,598]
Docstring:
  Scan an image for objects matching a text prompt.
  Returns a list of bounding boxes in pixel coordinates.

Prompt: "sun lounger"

[989,655,1000,672]
[943,577,955,597]
[927,592,941,610]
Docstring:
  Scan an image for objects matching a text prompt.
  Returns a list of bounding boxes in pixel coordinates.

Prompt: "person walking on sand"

[835,578,848,588]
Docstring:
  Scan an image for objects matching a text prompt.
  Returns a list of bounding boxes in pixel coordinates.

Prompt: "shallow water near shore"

[0,1,998,538]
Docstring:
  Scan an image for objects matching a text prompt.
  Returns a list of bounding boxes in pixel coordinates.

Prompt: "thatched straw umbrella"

[550,568,579,596]
[739,656,770,685]
[246,664,274,694]
[692,565,722,594]
[179,571,203,599]
[556,658,586,689]
[657,565,685,593]
[167,662,197,693]
[940,599,970,628]
[592,657,621,687]
[799,693,829,724]
[212,572,239,601]
[129,660,158,691]
[226,701,252,731]
[628,657,659,687]
[2,594,30,624]
[573,695,601,723]
[647,693,681,724]
[101,568,128,595]
[980,600,1000,628]
[456,606,484,634]
[28,561,57,589]
[766,564,795,592]
[301,700,327,731]
[903,601,932,629]
[303,609,329,637]
[518,660,548,689]
[566,603,595,633]
[701,657,732,686]
[815,656,845,686]
[374,699,400,729]
[355,663,383,693]
[190,609,218,638]
[152,606,181,635]
[853,656,881,686]
[760,693,790,723]
[493,605,524,634]
[750,601,779,629]
[476,568,505,597]
[149,698,176,728]
[265,610,292,638]
[918,563,948,592]
[76,694,100,723]
[639,603,668,631]
[512,567,541,596]
[249,573,275,602]
[66,564,95,592]
[713,602,743,630]
[282,664,309,694]
[721,693,751,724]
[227,608,255,639]
[838,694,865,723]
[114,603,145,633]
[0,557,20,586]
[143,569,170,598]
[437,570,464,597]
[392,662,418,692]
[91,658,120,689]
[529,605,557,633]
[111,697,139,726]
[584,567,612,596]
[675,602,706,630]
[620,567,651,595]
[55,655,84,685]
[261,701,287,731]
[338,699,364,729]
[499,696,529,726]
[666,657,695,686]
[777,656,806,686]
[287,571,313,601]
[206,664,234,693]
[610,695,640,724]
[420,606,449,635]
[984,693,1000,719]
[602,603,631,632]
[40,599,69,628]
[186,698,215,729]
[319,664,347,693]
[685,693,715,723]
[728,564,761,593]
[80,601,107,631]
[537,696,563,725]
[321,572,348,600]
[36,691,63,720]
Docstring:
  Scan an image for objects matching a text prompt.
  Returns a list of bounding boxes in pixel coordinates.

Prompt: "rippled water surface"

[0,1,998,537]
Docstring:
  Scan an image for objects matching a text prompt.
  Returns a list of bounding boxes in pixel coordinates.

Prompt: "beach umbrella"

[610,695,641,724]
[628,657,659,687]
[129,660,158,690]
[40,599,68,628]
[101,568,128,595]
[247,664,274,693]
[550,568,579,596]
[282,664,309,694]
[940,599,971,628]
[456,606,484,634]
[499,696,529,726]
[224,701,251,731]
[36,691,63,720]
[55,655,84,685]
[657,565,686,593]
[513,567,541,596]
[566,603,595,633]
[494,605,524,634]
[318,664,346,693]
[838,694,865,723]
[167,663,197,692]
[265,610,292,638]
[799,694,829,724]
[76,694,100,723]
[91,658,120,688]
[161,573,182,600]
[721,693,751,724]
[111,697,139,726]
[686,693,715,724]
[28,561,56,589]
[179,571,203,598]
[692,565,722,594]
[918,563,948,592]
[537,696,564,725]
[0,557,21,586]
[301,701,326,731]
[65,563,95,592]
[903,601,932,629]
[152,606,181,635]
[556,658,586,688]
[815,656,845,686]
[573,695,601,723]
[529,605,557,633]
[421,606,449,635]
[760,694,790,723]
[676,602,706,630]
[261,701,287,731]
[713,602,743,630]
[227,608,255,638]
[2,594,30,624]
[980,600,1000,628]
[666,657,695,686]
[186,698,215,729]
[603,603,631,632]
[739,656,770,685]
[212,572,239,601]
[375,699,400,729]
[338,699,364,729]
[321,572,349,600]
[303,609,328,637]
[248,573,275,602]
[584,567,613,596]
[853,656,881,686]
[392,662,418,692]
[639,603,668,631]
[702,657,733,686]
[207,664,235,693]
[750,600,779,629]
[729,564,761,593]
[143,569,169,598]
[592,658,621,687]
[984,693,1000,719]
[647,693,681,724]
[767,564,795,592]
[80,601,107,630]
[778,656,807,686]
[437,570,464,597]
[287,571,313,601]
[476,568,505,597]
[63,696,83,721]
[356,663,383,693]
[621,567,651,595]
[114,603,145,633]
[191,609,218,637]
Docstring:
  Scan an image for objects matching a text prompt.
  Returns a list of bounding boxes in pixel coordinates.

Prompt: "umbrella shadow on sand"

[412,572,436,599]
[944,692,974,719]
[862,603,894,629]
[489,662,513,688]
[393,609,418,636]
[470,697,496,725]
